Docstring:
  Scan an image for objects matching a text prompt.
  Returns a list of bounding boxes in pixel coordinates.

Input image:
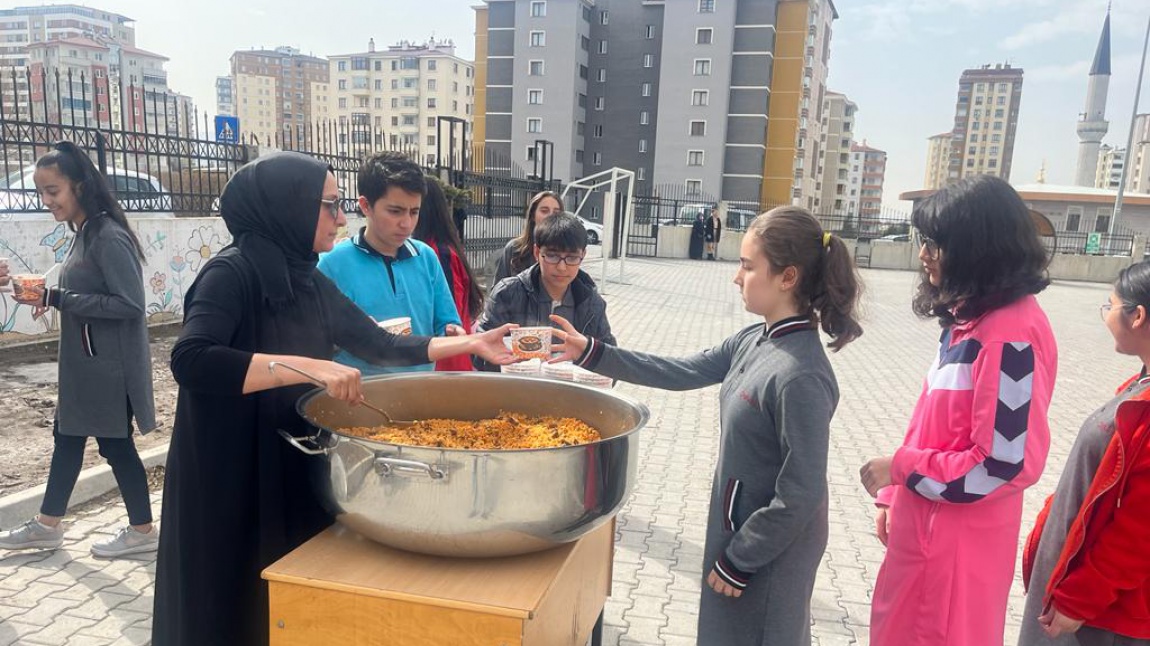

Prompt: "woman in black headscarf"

[152,153,513,646]
[689,212,707,260]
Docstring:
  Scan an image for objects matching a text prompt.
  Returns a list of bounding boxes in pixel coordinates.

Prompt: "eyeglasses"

[319,196,343,221]
[1101,301,1138,321]
[540,252,584,267]
[913,231,940,260]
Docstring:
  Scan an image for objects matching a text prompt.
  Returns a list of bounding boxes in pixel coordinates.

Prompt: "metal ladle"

[268,361,415,426]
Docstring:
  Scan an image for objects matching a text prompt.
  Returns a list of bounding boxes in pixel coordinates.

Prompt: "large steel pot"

[280,372,647,557]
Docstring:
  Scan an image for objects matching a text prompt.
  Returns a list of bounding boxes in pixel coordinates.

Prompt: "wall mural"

[0,217,362,340]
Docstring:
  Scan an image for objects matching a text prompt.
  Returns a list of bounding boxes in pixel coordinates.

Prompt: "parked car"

[576,215,604,245]
[0,165,175,220]
[878,233,910,242]
[724,207,760,232]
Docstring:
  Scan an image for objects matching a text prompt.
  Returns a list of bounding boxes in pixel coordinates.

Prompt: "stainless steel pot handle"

[277,429,331,456]
[375,456,448,480]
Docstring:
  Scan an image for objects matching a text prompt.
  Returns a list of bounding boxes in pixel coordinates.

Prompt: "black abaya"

[152,153,432,646]
[690,218,706,260]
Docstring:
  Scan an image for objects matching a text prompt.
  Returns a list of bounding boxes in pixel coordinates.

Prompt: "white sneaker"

[0,518,65,551]
[91,525,159,558]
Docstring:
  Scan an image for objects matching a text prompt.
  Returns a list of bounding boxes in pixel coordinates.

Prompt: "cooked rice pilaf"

[342,412,601,449]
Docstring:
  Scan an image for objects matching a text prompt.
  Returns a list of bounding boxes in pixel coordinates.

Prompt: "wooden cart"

[262,522,613,646]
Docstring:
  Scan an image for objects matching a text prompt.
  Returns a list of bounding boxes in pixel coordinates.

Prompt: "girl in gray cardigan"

[0,142,157,558]
[553,207,864,646]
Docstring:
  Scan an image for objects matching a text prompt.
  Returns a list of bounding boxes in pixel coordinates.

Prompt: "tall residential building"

[1127,114,1150,194]
[473,0,838,206]
[851,141,886,218]
[815,92,857,213]
[1095,144,1125,191]
[0,4,136,116]
[25,36,172,132]
[924,132,952,190]
[948,63,1023,183]
[328,38,474,167]
[1076,8,1111,187]
[216,76,234,116]
[231,46,330,147]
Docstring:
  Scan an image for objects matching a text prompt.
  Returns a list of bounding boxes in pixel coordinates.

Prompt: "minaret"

[1076,6,1112,186]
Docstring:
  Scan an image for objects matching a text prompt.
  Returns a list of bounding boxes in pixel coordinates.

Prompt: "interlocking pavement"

[0,258,1129,645]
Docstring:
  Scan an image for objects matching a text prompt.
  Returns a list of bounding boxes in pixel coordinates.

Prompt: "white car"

[577,215,604,245]
[0,165,175,220]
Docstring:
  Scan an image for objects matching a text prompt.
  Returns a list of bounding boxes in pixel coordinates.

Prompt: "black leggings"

[40,425,153,525]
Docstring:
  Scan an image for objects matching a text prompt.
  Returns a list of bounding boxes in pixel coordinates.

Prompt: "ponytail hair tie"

[822,232,832,249]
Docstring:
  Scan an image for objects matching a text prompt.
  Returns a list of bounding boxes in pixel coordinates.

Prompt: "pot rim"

[295,371,650,454]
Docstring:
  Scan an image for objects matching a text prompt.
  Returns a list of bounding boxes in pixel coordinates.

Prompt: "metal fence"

[0,66,557,272]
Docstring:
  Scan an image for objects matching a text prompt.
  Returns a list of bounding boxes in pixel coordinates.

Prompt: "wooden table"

[262,522,613,646]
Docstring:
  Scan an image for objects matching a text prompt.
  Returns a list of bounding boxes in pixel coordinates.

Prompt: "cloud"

[851,0,1059,41]
[1001,0,1146,51]
[1027,60,1091,81]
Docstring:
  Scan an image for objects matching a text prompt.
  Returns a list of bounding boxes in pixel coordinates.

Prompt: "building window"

[1066,208,1082,232]
[527,118,542,133]
[529,60,544,76]
[428,79,437,91]
[403,115,418,126]
[578,93,587,108]
[688,151,705,167]
[699,0,715,13]
[696,28,713,45]
[689,120,706,136]
[391,79,399,89]
[646,25,656,39]
[427,117,436,128]
[427,135,436,146]
[993,121,1004,131]
[427,98,437,109]
[692,90,709,106]
[529,89,543,105]
[593,96,605,110]
[640,111,650,125]
[694,59,712,76]
[404,78,418,89]
[375,98,382,109]
[639,139,648,153]
[637,167,646,181]
[599,40,608,54]
[997,96,1006,106]
[530,31,546,47]
[338,80,347,90]
[580,65,589,79]
[404,97,418,107]
[597,69,607,82]
[593,152,603,166]
[337,61,347,72]
[582,36,590,51]
[686,179,703,194]
[642,82,652,97]
[600,10,608,24]
[643,54,654,68]
[531,1,546,17]
[338,98,347,108]
[998,82,1008,92]
[594,125,604,138]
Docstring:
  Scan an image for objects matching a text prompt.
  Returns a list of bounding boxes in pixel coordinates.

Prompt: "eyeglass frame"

[1100,301,1140,321]
[912,230,940,260]
[539,251,585,267]
[319,195,344,221]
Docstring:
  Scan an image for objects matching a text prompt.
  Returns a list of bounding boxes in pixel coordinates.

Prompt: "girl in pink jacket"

[860,175,1058,645]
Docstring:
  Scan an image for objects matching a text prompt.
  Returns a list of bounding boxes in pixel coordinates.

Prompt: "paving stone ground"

[0,258,1130,645]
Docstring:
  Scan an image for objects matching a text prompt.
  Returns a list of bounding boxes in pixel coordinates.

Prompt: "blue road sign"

[215,116,239,144]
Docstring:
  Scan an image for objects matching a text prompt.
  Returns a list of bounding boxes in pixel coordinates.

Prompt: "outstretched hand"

[548,315,589,363]
[470,323,518,365]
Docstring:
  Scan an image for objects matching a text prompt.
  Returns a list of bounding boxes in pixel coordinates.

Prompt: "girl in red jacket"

[414,178,484,371]
[1020,260,1150,646]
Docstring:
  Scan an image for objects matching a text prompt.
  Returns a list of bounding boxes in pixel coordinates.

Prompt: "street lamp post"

[1113,9,1150,233]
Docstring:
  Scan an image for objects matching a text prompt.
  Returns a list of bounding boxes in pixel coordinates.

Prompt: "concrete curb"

[0,442,168,530]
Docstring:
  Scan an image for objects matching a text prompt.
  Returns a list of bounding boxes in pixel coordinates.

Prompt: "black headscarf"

[219,152,331,310]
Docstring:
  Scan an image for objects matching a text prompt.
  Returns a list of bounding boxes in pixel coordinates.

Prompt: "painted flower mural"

[150,272,167,295]
[186,226,224,272]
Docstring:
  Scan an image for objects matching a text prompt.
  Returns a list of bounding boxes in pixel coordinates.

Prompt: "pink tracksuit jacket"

[872,294,1058,645]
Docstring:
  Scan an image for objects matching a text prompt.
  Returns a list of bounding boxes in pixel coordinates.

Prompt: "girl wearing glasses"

[551,206,863,646]
[151,152,515,646]
[859,175,1057,646]
[1018,261,1150,646]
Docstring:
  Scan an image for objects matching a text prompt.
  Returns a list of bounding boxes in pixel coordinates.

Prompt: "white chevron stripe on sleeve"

[913,477,947,501]
[998,373,1034,411]
[961,463,1009,496]
[991,430,1027,464]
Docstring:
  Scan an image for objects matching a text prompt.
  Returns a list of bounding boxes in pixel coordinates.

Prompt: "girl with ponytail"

[0,141,157,557]
[550,206,863,646]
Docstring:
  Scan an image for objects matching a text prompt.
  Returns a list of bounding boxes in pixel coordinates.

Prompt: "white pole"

[602,183,616,289]
[620,172,635,282]
[1113,10,1150,233]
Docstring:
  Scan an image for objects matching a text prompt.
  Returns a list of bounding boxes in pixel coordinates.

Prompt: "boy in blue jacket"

[319,152,461,374]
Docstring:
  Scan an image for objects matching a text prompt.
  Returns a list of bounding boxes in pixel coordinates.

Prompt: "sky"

[93,0,1150,209]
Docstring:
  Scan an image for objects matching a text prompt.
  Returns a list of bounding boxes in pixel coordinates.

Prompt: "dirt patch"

[0,335,178,498]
